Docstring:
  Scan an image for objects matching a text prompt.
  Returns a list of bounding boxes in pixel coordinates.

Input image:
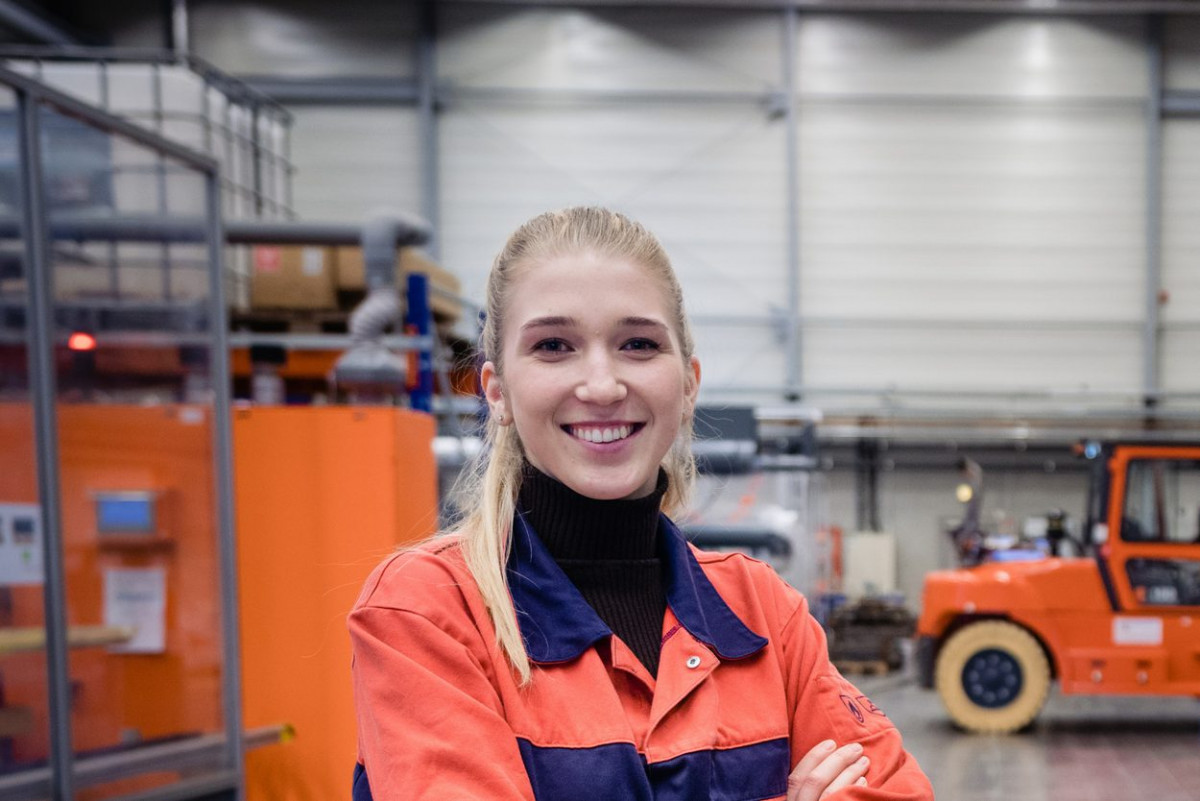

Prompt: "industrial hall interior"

[2,0,1199,799]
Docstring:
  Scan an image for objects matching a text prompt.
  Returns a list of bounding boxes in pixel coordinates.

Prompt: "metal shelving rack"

[0,59,243,801]
[0,52,442,799]
[0,46,294,314]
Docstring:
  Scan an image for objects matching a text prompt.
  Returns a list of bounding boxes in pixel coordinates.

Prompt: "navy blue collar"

[507,511,768,664]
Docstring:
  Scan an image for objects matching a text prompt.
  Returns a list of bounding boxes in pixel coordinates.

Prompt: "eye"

[532,338,571,354]
[622,338,661,353]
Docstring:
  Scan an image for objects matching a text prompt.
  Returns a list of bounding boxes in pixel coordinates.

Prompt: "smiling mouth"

[563,423,645,444]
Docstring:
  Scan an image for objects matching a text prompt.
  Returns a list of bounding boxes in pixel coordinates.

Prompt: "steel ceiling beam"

[239,75,420,106]
[459,0,1200,13]
[417,0,441,260]
[1143,16,1164,407]
[0,0,78,46]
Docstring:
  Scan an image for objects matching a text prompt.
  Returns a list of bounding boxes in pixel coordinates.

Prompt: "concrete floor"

[857,675,1200,801]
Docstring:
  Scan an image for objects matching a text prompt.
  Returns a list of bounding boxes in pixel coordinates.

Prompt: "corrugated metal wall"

[1162,17,1200,395]
[288,107,422,222]
[149,2,1198,409]
[795,16,1147,399]
[437,6,789,397]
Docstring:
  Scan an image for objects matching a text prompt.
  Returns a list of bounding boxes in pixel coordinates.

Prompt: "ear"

[480,360,510,424]
[683,356,701,419]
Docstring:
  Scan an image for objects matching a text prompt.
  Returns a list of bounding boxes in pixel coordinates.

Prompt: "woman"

[349,207,934,800]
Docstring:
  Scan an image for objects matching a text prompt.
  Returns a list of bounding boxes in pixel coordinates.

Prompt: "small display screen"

[12,516,35,544]
[96,495,156,534]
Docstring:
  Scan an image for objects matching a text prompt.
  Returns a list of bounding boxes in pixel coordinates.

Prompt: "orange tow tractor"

[916,442,1200,733]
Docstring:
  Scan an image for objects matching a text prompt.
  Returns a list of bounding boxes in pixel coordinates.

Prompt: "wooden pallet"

[231,307,351,334]
[233,301,459,335]
[833,659,891,676]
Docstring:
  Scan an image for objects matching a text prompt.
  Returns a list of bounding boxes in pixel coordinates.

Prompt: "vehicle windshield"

[1122,458,1200,544]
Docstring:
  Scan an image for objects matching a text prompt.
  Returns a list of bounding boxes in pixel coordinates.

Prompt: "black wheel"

[934,620,1050,733]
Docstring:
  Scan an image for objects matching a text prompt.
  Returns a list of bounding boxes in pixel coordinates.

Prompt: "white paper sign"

[301,247,325,276]
[104,568,167,654]
[1113,616,1163,646]
[0,504,44,586]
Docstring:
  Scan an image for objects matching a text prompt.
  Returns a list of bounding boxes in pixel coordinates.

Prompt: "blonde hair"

[448,206,697,684]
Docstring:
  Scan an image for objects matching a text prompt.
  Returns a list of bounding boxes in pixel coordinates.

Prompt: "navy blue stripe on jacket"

[354,738,789,801]
[519,737,790,801]
[352,762,372,801]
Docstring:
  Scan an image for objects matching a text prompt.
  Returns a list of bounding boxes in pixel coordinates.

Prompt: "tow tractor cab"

[916,442,1200,733]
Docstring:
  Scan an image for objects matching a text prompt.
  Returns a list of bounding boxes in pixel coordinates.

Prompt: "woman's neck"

[516,463,668,560]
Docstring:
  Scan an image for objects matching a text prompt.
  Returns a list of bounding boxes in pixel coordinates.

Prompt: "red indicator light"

[68,332,97,352]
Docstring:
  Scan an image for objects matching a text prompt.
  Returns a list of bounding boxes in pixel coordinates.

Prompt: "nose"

[575,352,627,405]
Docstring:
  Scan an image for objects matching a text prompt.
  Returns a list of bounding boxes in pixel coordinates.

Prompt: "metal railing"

[0,45,294,220]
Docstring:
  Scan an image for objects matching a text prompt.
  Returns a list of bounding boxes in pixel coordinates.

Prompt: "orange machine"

[0,403,225,794]
[916,442,1200,733]
[233,406,437,801]
[0,403,438,799]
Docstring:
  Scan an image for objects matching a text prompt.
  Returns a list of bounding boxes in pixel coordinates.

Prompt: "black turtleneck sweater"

[517,465,669,677]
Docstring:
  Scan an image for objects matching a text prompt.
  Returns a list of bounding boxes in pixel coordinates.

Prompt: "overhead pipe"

[0,214,430,246]
[226,214,427,247]
[238,75,420,105]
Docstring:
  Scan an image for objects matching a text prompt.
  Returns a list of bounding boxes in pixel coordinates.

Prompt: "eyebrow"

[519,316,669,332]
[520,316,575,332]
[620,316,669,330]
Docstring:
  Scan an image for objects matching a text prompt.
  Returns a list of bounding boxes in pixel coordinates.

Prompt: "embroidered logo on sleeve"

[839,694,888,726]
[818,674,897,739]
[839,695,866,724]
[857,695,886,717]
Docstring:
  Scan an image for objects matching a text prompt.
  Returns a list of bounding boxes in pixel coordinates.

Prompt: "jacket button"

[686,656,702,669]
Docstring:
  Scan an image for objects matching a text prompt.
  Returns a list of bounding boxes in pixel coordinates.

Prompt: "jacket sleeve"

[349,602,536,801]
[781,596,935,800]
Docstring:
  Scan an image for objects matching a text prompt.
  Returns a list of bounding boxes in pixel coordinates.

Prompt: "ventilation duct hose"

[332,213,429,398]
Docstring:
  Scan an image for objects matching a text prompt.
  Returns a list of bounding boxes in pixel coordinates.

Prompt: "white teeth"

[571,425,632,443]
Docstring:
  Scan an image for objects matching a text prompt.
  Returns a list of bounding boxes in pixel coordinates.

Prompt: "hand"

[787,739,870,800]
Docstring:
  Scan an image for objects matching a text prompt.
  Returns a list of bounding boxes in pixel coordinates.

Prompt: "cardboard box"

[109,264,209,302]
[250,246,337,310]
[334,246,461,322]
[8,263,209,304]
[54,263,111,299]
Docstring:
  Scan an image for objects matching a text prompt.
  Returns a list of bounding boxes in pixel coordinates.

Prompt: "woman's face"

[481,251,700,501]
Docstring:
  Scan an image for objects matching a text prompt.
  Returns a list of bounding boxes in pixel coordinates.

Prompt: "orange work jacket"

[349,513,934,800]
